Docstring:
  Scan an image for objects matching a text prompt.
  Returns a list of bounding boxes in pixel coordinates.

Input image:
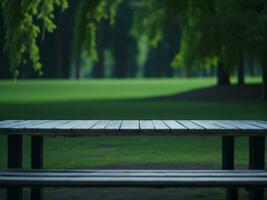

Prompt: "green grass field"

[0,77,267,169]
[0,77,266,119]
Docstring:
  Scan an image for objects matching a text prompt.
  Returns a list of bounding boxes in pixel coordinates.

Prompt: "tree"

[0,15,10,78]
[142,23,181,78]
[0,0,68,77]
[110,0,137,78]
[136,0,267,93]
[91,20,109,78]
[217,61,230,86]
[237,57,245,85]
[40,1,78,78]
[72,0,122,79]
[244,1,267,100]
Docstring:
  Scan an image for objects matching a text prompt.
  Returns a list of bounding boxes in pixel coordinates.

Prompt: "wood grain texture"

[176,120,204,134]
[242,121,267,129]
[163,120,187,133]
[191,120,225,133]
[152,120,170,132]
[0,120,266,136]
[140,120,154,133]
[1,170,267,187]
[105,120,122,132]
[120,120,139,133]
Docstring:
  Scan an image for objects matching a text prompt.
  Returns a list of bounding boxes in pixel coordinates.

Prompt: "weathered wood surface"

[1,170,267,187]
[0,120,266,136]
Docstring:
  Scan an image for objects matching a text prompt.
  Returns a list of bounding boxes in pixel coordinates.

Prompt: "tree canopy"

[1,0,267,85]
[0,0,68,77]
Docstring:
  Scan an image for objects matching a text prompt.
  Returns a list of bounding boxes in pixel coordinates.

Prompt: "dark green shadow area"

[0,100,267,119]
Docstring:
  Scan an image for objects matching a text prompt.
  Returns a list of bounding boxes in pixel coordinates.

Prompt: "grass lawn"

[0,77,267,169]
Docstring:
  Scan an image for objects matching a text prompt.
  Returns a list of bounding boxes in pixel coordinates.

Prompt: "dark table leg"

[249,136,265,200]
[31,136,44,200]
[7,135,23,200]
[222,136,238,200]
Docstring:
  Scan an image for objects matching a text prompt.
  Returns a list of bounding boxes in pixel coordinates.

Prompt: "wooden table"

[0,120,266,200]
[0,120,267,136]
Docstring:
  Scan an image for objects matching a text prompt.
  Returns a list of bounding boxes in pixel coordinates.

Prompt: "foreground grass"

[43,136,223,168]
[0,135,258,169]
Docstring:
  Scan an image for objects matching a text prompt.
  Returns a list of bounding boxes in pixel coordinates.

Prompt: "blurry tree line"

[0,0,266,98]
[0,0,185,79]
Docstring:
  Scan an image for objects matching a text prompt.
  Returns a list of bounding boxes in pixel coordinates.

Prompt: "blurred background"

[0,1,267,199]
[0,0,263,82]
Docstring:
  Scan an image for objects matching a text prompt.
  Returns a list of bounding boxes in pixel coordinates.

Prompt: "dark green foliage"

[0,0,68,77]
[131,0,267,94]
[0,15,9,78]
[111,0,137,78]
[72,0,122,78]
[144,23,181,77]
[40,1,78,78]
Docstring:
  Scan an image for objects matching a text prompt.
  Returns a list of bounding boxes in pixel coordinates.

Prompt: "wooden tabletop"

[0,120,266,136]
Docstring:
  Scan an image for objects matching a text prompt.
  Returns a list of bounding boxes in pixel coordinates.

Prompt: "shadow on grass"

[0,99,267,119]
[145,84,263,102]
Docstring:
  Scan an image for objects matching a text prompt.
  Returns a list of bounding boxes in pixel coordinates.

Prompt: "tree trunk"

[113,51,128,78]
[217,60,230,86]
[93,49,104,78]
[238,57,245,85]
[56,18,63,78]
[75,58,80,79]
[92,22,104,78]
[262,66,267,101]
[247,55,255,76]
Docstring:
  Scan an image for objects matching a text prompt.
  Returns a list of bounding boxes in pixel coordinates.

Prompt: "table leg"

[222,136,238,200]
[249,136,265,200]
[7,135,23,200]
[31,136,44,200]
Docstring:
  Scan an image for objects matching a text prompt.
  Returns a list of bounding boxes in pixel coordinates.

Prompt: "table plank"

[30,120,70,129]
[163,120,187,132]
[139,120,154,133]
[0,120,34,128]
[120,120,139,132]
[91,120,110,130]
[72,120,99,129]
[219,121,261,130]
[208,120,240,130]
[177,120,204,133]
[242,121,267,129]
[0,120,22,126]
[191,120,225,133]
[53,121,85,129]
[152,120,170,132]
[105,120,122,130]
[12,120,52,129]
